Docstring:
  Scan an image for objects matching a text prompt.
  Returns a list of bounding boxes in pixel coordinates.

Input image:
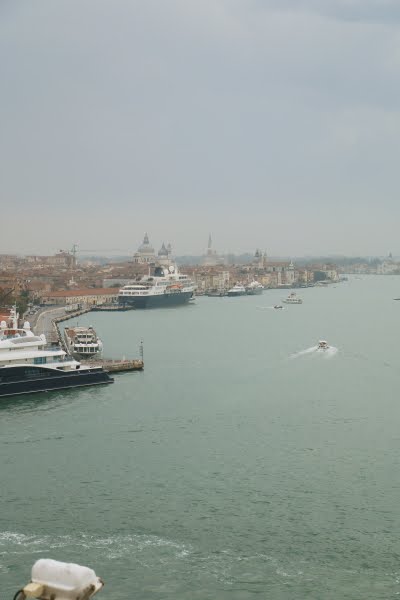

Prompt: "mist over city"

[2,0,400,255]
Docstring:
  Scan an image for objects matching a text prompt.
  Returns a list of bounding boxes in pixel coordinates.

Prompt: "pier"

[82,358,144,372]
[32,306,144,370]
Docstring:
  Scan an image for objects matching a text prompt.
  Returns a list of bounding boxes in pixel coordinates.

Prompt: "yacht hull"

[227,291,247,297]
[0,366,113,398]
[118,290,193,308]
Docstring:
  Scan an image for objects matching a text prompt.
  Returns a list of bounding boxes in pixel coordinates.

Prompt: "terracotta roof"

[44,288,118,298]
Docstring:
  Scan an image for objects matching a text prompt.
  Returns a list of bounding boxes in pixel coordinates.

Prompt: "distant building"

[42,288,118,306]
[25,251,76,269]
[202,234,224,266]
[133,233,156,264]
[157,242,173,266]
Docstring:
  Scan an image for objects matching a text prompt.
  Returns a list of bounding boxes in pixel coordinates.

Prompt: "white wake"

[290,345,338,359]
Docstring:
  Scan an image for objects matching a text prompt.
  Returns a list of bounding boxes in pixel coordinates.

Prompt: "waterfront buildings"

[42,288,118,306]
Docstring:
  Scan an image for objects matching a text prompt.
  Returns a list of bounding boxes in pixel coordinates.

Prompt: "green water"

[1,276,400,599]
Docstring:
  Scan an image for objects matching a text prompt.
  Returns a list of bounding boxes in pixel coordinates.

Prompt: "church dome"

[137,233,154,255]
[158,243,168,257]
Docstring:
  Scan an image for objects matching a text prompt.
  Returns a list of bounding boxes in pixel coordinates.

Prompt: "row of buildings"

[0,237,341,307]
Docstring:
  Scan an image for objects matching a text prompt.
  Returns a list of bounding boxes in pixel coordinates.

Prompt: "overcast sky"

[1,0,400,257]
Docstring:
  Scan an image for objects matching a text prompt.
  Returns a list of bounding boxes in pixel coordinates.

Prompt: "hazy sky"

[1,0,400,257]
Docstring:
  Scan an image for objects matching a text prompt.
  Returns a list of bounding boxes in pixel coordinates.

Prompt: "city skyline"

[2,1,400,255]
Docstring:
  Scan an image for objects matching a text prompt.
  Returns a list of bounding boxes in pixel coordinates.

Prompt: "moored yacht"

[0,308,112,398]
[246,281,264,296]
[283,292,303,304]
[227,283,246,297]
[64,326,103,359]
[246,281,264,295]
[118,264,195,308]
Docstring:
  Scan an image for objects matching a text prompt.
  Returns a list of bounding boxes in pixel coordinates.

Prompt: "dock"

[90,304,134,312]
[82,358,144,372]
[32,306,144,371]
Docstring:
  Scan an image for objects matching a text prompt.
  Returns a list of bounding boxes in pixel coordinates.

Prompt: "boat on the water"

[0,307,113,398]
[246,281,264,295]
[118,264,195,308]
[64,326,103,359]
[283,292,303,304]
[274,305,283,309]
[227,283,246,297]
[317,340,329,351]
[206,288,227,297]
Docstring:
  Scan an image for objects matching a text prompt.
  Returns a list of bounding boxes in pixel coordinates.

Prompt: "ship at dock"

[118,264,195,308]
[64,326,103,359]
[0,308,112,398]
[245,281,264,295]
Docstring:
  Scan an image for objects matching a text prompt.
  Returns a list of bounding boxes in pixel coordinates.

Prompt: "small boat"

[274,305,283,309]
[317,340,329,351]
[283,292,303,304]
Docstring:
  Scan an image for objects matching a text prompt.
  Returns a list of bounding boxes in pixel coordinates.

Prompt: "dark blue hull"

[0,366,113,398]
[119,290,193,309]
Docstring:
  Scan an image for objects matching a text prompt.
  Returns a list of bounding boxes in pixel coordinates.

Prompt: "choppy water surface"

[1,276,400,599]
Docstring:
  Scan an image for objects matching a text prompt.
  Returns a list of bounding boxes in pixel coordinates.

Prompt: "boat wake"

[0,531,191,561]
[290,346,338,359]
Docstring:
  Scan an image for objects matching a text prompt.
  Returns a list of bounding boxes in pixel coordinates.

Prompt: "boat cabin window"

[34,357,47,364]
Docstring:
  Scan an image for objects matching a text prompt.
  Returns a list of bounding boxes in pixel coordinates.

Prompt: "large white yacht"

[0,308,112,398]
[245,281,264,295]
[283,292,303,304]
[227,283,247,297]
[118,264,195,308]
[64,326,103,359]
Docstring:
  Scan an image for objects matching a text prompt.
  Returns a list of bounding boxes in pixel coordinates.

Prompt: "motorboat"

[317,340,329,351]
[227,283,247,297]
[274,305,283,309]
[283,292,303,304]
[0,307,113,398]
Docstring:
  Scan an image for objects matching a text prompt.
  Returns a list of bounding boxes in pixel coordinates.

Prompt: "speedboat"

[317,340,329,351]
[274,305,283,309]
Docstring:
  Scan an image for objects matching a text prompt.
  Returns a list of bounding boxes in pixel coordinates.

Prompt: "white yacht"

[283,292,303,304]
[64,326,103,359]
[0,307,112,398]
[118,264,195,309]
[245,281,264,295]
[227,283,247,297]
